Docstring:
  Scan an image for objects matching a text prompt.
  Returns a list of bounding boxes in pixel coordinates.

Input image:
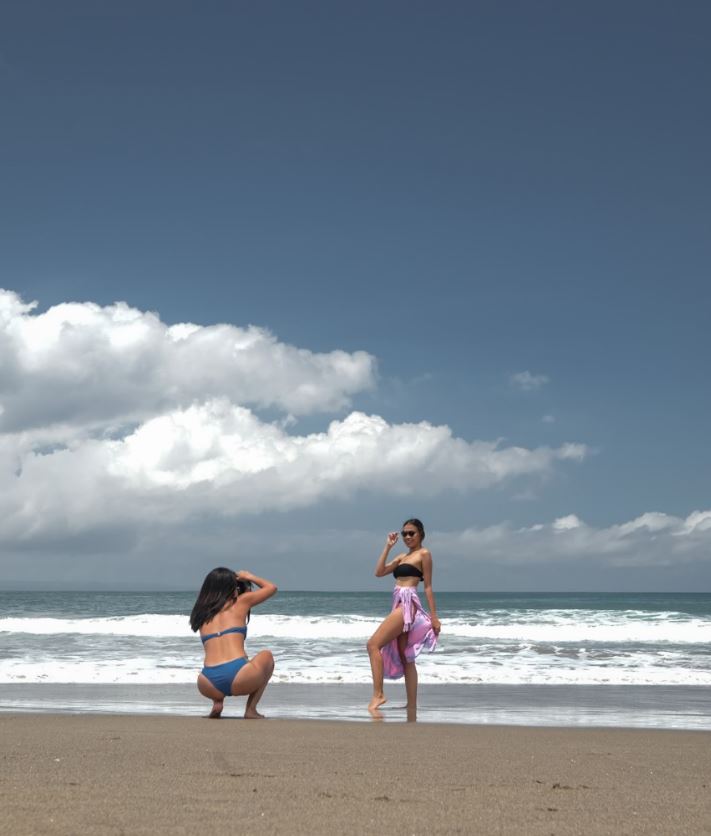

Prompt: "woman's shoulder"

[225,597,249,617]
[206,599,246,627]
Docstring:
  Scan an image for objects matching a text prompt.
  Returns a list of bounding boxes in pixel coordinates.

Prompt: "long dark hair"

[190,567,251,632]
[403,518,425,541]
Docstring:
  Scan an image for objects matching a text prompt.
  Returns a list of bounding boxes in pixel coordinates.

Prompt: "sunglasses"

[401,530,418,538]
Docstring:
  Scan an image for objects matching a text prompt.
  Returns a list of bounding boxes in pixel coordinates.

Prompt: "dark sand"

[1,714,710,835]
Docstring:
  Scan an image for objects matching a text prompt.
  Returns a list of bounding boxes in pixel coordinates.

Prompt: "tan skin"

[366,525,441,715]
[197,570,277,719]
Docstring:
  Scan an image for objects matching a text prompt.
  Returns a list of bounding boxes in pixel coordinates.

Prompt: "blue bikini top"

[200,625,247,644]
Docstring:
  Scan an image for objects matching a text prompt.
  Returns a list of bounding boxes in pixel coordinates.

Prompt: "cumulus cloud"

[0,289,591,551]
[0,402,589,543]
[0,289,376,433]
[510,371,549,391]
[436,510,711,568]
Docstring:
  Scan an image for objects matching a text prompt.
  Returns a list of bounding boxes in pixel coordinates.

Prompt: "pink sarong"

[381,586,437,679]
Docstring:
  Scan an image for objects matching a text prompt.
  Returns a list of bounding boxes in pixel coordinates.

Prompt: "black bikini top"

[393,562,424,580]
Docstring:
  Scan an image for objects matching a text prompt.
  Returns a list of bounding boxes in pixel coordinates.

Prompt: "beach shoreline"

[2,713,710,835]
[1,681,710,730]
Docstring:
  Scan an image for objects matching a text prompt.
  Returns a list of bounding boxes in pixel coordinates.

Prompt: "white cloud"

[0,288,376,433]
[510,371,550,391]
[0,402,589,543]
[552,514,582,531]
[676,510,711,535]
[436,509,711,568]
[0,289,591,551]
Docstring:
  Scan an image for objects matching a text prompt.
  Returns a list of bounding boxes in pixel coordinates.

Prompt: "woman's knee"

[366,637,380,655]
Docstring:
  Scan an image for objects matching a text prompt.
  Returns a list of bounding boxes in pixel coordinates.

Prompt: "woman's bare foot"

[368,694,387,712]
[243,710,266,719]
[208,700,224,718]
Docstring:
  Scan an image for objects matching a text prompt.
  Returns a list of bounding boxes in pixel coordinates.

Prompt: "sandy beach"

[2,714,710,836]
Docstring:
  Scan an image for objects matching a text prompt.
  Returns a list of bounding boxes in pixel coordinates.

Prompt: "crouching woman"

[190,567,277,718]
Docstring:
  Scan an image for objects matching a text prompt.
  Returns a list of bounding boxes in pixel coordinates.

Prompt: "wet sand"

[2,682,710,729]
[1,714,710,835]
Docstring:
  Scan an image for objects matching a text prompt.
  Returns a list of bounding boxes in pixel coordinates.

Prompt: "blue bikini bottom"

[201,656,248,697]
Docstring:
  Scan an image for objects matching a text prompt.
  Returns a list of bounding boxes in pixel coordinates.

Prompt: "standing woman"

[366,519,441,714]
[190,567,277,719]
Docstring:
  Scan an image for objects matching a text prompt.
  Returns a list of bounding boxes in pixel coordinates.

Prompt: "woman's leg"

[366,607,405,711]
[231,650,275,719]
[197,674,226,718]
[397,631,418,713]
[243,652,275,719]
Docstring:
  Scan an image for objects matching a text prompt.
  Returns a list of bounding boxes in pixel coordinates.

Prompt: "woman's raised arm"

[374,532,401,577]
[236,570,278,606]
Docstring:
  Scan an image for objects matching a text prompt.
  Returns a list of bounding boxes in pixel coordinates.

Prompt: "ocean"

[1,590,710,727]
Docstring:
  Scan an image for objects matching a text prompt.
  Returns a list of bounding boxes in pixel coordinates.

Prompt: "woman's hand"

[385,531,399,549]
[234,571,277,604]
[431,616,442,635]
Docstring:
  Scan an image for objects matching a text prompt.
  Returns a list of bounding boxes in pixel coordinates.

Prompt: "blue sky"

[1,2,709,590]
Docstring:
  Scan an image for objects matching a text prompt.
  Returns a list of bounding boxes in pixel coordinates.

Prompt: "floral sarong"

[381,586,437,679]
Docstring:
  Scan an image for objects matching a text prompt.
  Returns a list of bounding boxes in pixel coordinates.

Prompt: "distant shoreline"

[2,587,711,594]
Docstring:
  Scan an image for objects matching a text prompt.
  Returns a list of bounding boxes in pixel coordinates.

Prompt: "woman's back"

[191,567,277,718]
[200,601,249,665]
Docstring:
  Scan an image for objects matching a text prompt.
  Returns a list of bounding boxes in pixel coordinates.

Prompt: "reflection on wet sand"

[367,704,417,722]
